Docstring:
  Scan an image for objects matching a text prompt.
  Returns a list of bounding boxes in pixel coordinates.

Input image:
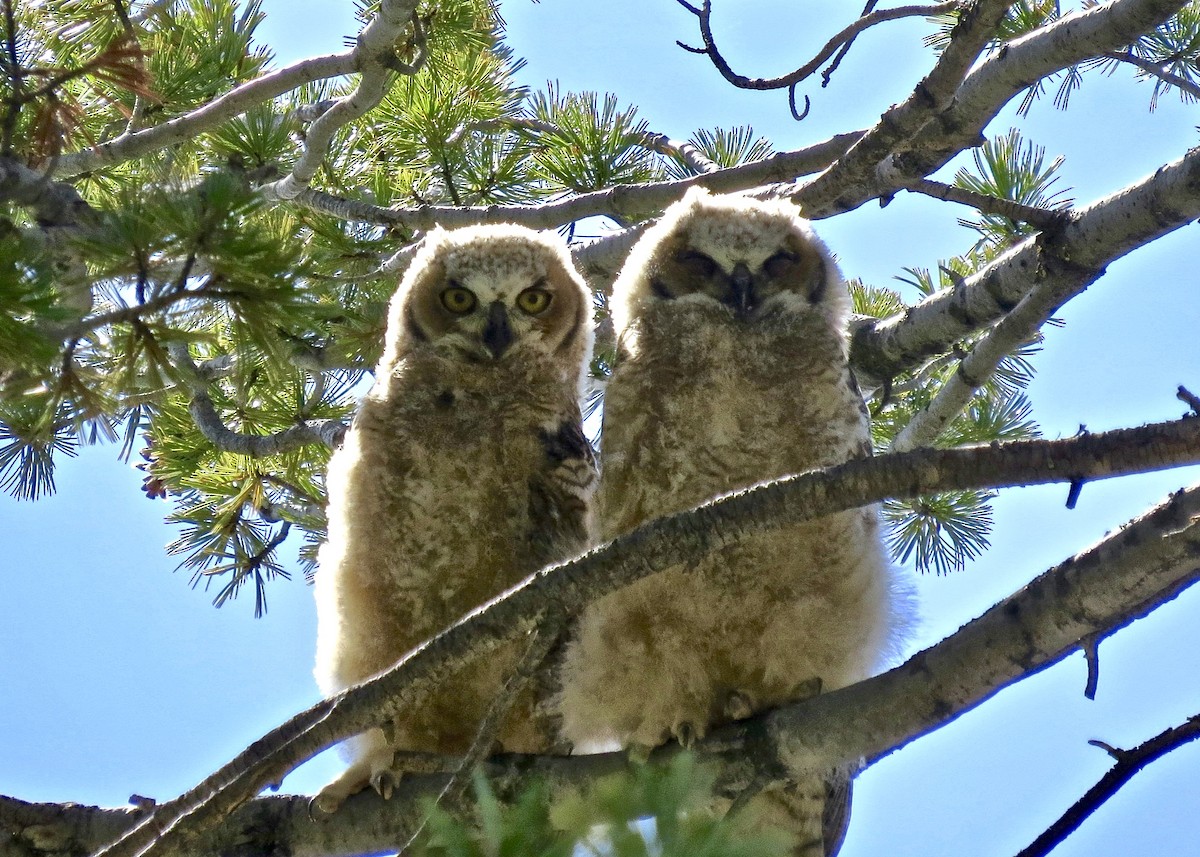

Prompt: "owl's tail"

[731,772,852,857]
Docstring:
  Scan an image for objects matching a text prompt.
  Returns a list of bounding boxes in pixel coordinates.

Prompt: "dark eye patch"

[676,250,719,278]
[762,251,801,279]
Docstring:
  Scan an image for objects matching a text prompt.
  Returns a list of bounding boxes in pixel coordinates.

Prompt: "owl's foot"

[310,744,397,815]
[723,689,757,722]
[311,763,371,816]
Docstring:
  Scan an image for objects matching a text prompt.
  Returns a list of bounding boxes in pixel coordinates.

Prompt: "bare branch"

[12,477,1200,857]
[901,175,1069,231]
[806,0,1191,217]
[793,0,1013,215]
[84,415,1200,857]
[681,1,964,92]
[1178,385,1200,416]
[1014,714,1200,857]
[1105,49,1200,101]
[889,257,1066,451]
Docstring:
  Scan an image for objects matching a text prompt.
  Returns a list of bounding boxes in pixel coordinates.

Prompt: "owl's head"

[611,187,846,339]
[382,224,593,387]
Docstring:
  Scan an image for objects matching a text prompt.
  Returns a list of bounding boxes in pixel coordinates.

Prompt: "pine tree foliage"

[416,755,789,857]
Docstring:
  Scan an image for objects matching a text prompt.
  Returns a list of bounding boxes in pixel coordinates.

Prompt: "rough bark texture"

[57,416,1200,857]
[6,476,1199,857]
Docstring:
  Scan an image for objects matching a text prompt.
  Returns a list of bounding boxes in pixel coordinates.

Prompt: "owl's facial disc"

[429,278,558,361]
[648,233,824,321]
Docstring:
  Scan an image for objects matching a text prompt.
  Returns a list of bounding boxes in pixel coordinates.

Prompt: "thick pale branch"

[759,486,1200,778]
[260,1,421,201]
[0,157,93,225]
[10,480,1200,857]
[83,416,1200,857]
[818,0,1192,216]
[889,267,1065,451]
[851,143,1200,387]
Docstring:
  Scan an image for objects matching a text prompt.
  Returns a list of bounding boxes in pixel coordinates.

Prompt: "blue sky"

[2,2,1199,855]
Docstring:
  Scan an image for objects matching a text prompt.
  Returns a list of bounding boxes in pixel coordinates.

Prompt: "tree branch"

[805,0,1191,217]
[792,0,1013,215]
[168,343,347,456]
[851,142,1200,388]
[284,131,861,232]
[901,175,1069,231]
[1014,714,1200,857]
[10,475,1200,857]
[82,415,1200,857]
[260,1,424,201]
[889,256,1066,451]
[0,155,93,226]
[1105,49,1200,101]
[51,52,357,178]
[680,1,964,92]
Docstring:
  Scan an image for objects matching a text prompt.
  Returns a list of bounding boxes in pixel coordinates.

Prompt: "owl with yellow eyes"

[313,224,596,811]
[558,188,913,856]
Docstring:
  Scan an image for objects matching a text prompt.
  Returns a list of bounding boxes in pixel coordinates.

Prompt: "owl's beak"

[482,300,513,358]
[729,262,757,316]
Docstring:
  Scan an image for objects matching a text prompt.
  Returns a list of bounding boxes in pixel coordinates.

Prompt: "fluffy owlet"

[558,188,913,856]
[313,224,596,811]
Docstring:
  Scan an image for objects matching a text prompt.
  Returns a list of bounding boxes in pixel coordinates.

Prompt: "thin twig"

[681,0,963,91]
[902,176,1071,230]
[1105,49,1200,100]
[823,0,882,86]
[1014,715,1200,857]
[1177,385,1200,415]
[399,619,564,854]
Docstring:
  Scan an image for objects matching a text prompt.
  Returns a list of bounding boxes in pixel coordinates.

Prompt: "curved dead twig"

[678,0,965,92]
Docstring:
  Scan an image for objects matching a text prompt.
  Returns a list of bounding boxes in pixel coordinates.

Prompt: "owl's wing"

[823,771,853,857]
[528,415,597,565]
[519,415,597,754]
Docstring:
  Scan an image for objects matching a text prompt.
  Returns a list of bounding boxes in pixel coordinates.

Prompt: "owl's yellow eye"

[440,286,477,314]
[516,287,552,315]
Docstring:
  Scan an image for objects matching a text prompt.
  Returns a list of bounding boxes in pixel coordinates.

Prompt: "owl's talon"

[672,720,699,749]
[724,689,756,721]
[370,768,400,801]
